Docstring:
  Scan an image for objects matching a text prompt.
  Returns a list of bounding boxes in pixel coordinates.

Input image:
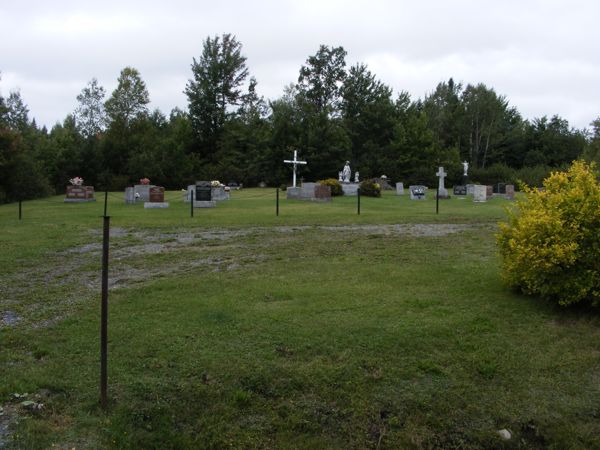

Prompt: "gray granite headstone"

[286,187,301,199]
[409,185,427,200]
[396,182,404,195]
[183,185,195,202]
[505,184,515,200]
[125,187,135,204]
[466,184,475,195]
[453,185,467,196]
[134,184,153,202]
[473,185,487,202]
[211,186,230,201]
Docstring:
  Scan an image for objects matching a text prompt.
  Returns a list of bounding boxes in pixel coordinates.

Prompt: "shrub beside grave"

[359,179,381,197]
[317,178,343,196]
[497,161,600,307]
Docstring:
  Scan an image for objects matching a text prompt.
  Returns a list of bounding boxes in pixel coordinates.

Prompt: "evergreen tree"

[185,33,249,162]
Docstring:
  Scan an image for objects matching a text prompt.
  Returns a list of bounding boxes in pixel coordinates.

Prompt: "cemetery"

[1,16,598,446]
[1,165,600,449]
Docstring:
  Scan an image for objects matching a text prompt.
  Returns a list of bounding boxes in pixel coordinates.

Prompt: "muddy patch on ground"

[1,223,478,330]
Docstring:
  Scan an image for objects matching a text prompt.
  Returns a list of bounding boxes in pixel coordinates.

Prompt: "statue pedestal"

[341,183,359,196]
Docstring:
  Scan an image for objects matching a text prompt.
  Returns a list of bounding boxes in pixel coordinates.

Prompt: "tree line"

[0,33,597,203]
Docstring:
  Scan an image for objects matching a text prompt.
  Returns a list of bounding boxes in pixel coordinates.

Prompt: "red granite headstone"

[314,184,332,200]
[65,185,95,201]
[149,186,165,202]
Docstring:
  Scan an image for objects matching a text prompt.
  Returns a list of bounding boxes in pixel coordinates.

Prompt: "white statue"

[342,161,351,183]
[462,161,469,177]
[338,171,343,182]
[354,171,359,183]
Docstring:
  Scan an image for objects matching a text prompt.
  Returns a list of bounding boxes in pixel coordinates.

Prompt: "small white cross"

[283,150,307,188]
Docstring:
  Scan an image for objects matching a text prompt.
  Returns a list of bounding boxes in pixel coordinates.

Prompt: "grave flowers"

[69,176,84,186]
[139,178,151,185]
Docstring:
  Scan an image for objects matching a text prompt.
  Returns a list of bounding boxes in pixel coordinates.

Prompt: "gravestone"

[505,184,515,200]
[493,183,506,194]
[134,184,154,202]
[194,181,216,208]
[211,185,230,201]
[125,187,135,204]
[314,184,332,201]
[396,182,404,195]
[409,185,427,200]
[486,185,493,199]
[473,185,487,202]
[288,182,331,201]
[466,184,475,195]
[436,167,450,199]
[453,185,467,196]
[144,186,169,208]
[64,185,96,203]
[286,187,301,199]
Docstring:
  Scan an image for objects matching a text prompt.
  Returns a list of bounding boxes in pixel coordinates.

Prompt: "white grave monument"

[436,166,450,199]
[283,150,307,188]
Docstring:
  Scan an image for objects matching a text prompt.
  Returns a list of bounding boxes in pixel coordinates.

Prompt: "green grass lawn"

[1,189,599,449]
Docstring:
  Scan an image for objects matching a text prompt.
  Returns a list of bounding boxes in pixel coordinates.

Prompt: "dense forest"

[1,33,598,203]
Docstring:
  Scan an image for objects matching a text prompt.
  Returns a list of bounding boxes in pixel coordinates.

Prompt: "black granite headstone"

[195,181,212,201]
[453,185,467,195]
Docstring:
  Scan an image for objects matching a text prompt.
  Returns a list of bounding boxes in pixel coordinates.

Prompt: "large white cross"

[283,150,307,188]
[436,166,447,191]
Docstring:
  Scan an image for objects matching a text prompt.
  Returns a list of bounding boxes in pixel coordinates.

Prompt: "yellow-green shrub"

[317,178,343,196]
[497,160,600,307]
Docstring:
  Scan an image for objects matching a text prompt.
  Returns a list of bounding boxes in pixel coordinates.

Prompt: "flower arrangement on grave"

[69,177,84,186]
[139,178,151,185]
[211,180,222,187]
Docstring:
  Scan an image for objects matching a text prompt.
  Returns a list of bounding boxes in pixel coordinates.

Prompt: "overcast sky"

[1,0,598,130]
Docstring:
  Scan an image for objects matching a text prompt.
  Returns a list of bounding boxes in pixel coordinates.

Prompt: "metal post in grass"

[100,191,110,410]
[276,188,279,216]
[436,188,439,214]
[190,189,194,218]
[357,188,361,215]
[18,200,22,221]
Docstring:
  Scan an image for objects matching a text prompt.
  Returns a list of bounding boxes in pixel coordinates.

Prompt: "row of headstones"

[395,183,515,201]
[124,182,232,209]
[125,184,169,209]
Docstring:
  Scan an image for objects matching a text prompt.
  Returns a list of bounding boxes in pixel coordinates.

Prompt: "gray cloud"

[1,0,598,129]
